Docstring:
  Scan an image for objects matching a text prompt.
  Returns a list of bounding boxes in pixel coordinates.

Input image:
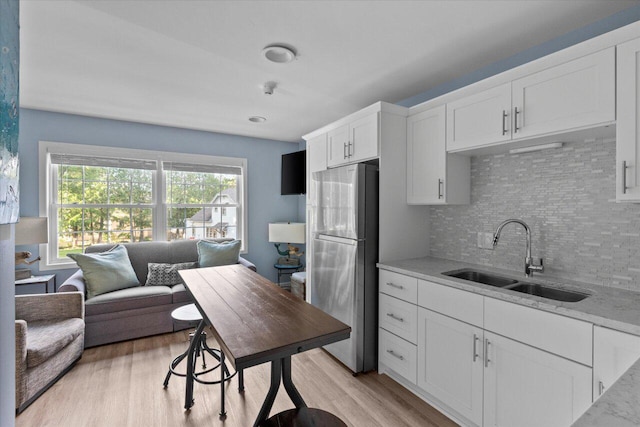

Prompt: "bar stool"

[163,304,241,412]
[260,408,347,427]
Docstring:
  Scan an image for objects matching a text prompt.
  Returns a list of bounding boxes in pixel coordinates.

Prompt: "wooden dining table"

[179,264,351,427]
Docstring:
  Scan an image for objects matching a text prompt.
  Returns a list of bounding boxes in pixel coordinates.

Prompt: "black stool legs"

[163,320,241,416]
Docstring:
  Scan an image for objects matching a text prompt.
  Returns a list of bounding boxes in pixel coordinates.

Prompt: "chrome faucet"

[492,219,544,277]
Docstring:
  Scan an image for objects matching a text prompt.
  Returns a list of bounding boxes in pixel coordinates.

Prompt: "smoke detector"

[263,81,276,95]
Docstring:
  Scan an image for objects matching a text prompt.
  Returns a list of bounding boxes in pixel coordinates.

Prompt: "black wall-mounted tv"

[281,150,306,195]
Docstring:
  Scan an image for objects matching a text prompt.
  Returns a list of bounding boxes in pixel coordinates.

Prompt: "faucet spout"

[492,219,544,277]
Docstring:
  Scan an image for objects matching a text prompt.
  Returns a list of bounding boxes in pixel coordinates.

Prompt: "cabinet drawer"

[417,279,483,327]
[379,328,417,384]
[484,297,592,366]
[379,294,418,344]
[379,269,418,304]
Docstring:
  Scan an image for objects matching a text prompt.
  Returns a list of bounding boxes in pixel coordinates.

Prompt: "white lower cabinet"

[483,331,592,427]
[593,325,640,400]
[417,308,484,425]
[379,269,599,427]
[379,328,417,384]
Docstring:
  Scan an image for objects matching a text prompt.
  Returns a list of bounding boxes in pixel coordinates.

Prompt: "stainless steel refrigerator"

[310,163,378,373]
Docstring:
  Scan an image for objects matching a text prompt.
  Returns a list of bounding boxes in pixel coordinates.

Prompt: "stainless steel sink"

[443,269,518,287]
[506,283,589,302]
[442,268,590,302]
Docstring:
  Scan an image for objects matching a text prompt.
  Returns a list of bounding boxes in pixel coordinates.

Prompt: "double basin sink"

[443,269,590,303]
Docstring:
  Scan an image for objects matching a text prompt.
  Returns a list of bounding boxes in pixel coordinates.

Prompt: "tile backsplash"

[429,138,640,292]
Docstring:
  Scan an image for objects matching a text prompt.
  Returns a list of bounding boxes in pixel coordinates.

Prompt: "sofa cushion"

[68,245,139,299]
[197,239,241,268]
[145,262,196,286]
[26,318,85,368]
[85,239,234,284]
[85,286,172,316]
[171,284,193,304]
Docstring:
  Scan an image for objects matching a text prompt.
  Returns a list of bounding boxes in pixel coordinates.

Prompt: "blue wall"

[18,108,301,285]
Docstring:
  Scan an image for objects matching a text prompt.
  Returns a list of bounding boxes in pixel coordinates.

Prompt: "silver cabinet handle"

[386,349,404,360]
[598,381,606,396]
[438,179,444,199]
[343,142,348,159]
[473,334,480,362]
[502,110,508,135]
[514,107,520,133]
[386,282,404,290]
[348,141,353,158]
[386,313,404,322]
[622,161,630,194]
[484,339,491,368]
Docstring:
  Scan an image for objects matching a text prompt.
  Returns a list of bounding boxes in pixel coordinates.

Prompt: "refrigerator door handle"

[317,234,360,245]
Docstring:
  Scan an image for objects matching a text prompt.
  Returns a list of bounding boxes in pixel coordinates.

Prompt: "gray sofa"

[58,239,256,348]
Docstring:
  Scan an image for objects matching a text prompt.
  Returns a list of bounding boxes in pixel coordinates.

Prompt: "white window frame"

[39,141,248,270]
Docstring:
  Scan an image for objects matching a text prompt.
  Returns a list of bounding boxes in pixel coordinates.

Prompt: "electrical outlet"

[477,232,495,250]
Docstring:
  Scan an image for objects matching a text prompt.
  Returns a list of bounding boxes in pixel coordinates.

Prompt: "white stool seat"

[291,272,306,282]
[171,303,202,323]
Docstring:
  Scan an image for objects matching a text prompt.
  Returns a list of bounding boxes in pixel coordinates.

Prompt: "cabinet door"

[407,106,470,205]
[617,37,640,201]
[512,48,615,140]
[306,133,327,200]
[417,308,484,426]
[483,332,592,427]
[307,133,327,174]
[326,124,350,167]
[407,106,446,204]
[446,83,511,152]
[349,113,379,163]
[593,326,640,400]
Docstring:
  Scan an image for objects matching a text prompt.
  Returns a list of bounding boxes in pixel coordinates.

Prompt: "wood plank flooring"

[16,330,458,427]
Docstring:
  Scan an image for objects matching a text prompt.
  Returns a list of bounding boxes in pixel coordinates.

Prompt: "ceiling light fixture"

[249,116,266,123]
[262,44,296,63]
[509,142,564,154]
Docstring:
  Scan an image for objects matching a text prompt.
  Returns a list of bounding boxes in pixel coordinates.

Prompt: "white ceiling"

[19,1,638,143]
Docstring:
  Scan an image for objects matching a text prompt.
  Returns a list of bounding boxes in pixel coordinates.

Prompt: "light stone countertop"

[376,256,640,427]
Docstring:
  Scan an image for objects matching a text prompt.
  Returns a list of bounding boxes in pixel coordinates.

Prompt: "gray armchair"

[15,292,85,413]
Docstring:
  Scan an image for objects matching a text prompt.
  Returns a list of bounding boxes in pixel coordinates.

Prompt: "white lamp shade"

[268,222,305,244]
[15,217,48,245]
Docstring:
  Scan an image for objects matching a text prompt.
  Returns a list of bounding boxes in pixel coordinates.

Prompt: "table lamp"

[268,222,305,266]
[15,217,48,280]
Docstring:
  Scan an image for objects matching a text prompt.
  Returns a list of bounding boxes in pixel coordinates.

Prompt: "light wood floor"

[16,330,458,427]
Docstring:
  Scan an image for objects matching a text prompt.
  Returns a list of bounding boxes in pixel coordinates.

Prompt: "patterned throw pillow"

[145,262,197,286]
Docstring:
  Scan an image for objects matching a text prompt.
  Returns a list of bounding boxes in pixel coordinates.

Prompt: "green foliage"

[56,165,236,255]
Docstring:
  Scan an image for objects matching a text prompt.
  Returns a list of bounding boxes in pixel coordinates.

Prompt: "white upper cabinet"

[617,37,640,201]
[512,47,615,139]
[307,133,327,175]
[408,105,470,204]
[593,326,640,401]
[446,83,512,152]
[446,48,615,153]
[327,113,379,167]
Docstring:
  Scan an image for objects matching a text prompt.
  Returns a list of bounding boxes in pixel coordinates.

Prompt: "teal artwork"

[0,0,20,224]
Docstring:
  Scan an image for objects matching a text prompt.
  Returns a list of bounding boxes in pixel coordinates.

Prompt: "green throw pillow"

[197,240,241,268]
[68,245,140,299]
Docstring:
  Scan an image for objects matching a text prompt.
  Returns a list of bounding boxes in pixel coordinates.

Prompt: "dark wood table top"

[180,264,351,371]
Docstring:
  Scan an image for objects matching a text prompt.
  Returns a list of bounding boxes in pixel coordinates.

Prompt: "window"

[40,141,247,268]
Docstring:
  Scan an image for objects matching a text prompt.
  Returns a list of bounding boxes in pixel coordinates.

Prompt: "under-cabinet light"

[509,142,564,154]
